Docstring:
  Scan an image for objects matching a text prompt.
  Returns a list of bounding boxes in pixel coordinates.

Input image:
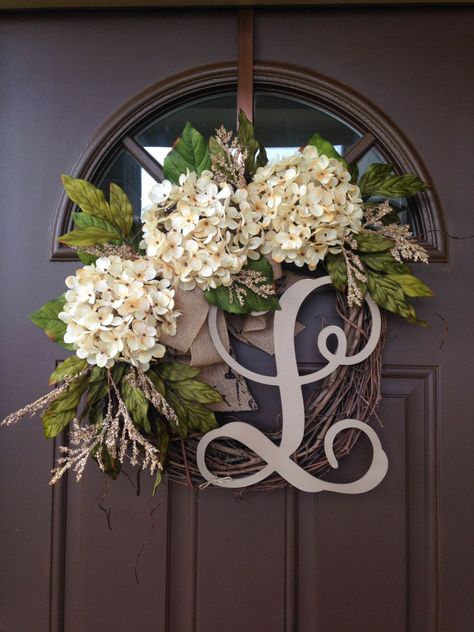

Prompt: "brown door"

[1,7,473,632]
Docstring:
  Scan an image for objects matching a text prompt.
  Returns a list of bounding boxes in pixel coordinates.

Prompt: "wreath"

[2,111,432,493]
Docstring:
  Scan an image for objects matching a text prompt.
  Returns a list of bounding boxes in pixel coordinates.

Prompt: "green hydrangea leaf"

[354,232,394,253]
[154,362,201,382]
[58,227,120,247]
[205,256,280,315]
[29,294,74,350]
[237,109,268,178]
[42,372,89,438]
[358,163,428,199]
[326,252,347,291]
[360,253,411,275]
[163,122,211,184]
[146,369,166,396]
[153,419,170,494]
[186,404,218,433]
[367,271,417,323]
[49,356,87,386]
[109,183,133,237]
[71,211,121,238]
[358,163,394,198]
[165,391,188,438]
[120,379,150,434]
[61,175,116,226]
[171,379,222,405]
[306,132,348,167]
[77,251,98,265]
[386,274,433,298]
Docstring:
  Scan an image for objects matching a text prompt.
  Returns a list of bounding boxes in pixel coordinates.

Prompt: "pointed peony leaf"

[120,378,150,434]
[171,379,222,404]
[58,227,121,247]
[186,404,218,433]
[29,294,74,350]
[71,211,121,238]
[357,163,428,199]
[163,122,211,184]
[361,253,411,275]
[357,163,394,198]
[61,175,116,226]
[154,362,201,382]
[77,251,98,265]
[205,256,280,315]
[49,356,87,386]
[367,271,417,323]
[306,133,348,167]
[42,373,89,438]
[386,274,433,298]
[354,232,394,253]
[238,109,268,178]
[326,253,347,291]
[109,183,133,237]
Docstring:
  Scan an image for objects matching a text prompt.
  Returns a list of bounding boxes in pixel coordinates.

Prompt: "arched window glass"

[53,64,445,261]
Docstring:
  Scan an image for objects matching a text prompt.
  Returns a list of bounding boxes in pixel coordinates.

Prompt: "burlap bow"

[159,268,304,413]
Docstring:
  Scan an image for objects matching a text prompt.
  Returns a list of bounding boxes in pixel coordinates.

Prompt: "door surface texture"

[1,7,473,632]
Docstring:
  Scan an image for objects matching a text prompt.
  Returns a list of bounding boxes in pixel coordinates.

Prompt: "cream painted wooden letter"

[196,276,388,494]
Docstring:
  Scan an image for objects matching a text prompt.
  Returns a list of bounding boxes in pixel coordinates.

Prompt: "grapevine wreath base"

[167,294,387,492]
[2,111,431,495]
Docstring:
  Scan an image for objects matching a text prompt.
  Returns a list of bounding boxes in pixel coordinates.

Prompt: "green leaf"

[58,227,120,247]
[326,253,347,291]
[120,379,150,434]
[171,379,222,404]
[155,362,201,382]
[361,253,411,275]
[146,369,166,396]
[71,211,121,237]
[77,251,98,265]
[109,183,133,237]
[367,271,417,322]
[358,163,394,198]
[348,161,359,183]
[186,404,218,433]
[237,109,268,178]
[163,122,211,184]
[96,445,121,480]
[386,274,433,298]
[165,391,188,438]
[61,175,116,225]
[42,373,89,438]
[49,356,87,386]
[205,256,280,315]
[306,133,348,167]
[354,232,394,253]
[372,174,428,198]
[29,294,73,350]
[153,419,170,495]
[357,163,428,199]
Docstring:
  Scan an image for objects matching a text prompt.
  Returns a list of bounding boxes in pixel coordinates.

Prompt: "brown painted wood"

[1,7,473,632]
[237,8,254,123]
[122,136,164,181]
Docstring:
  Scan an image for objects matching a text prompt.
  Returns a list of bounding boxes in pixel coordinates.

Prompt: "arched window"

[52,62,446,261]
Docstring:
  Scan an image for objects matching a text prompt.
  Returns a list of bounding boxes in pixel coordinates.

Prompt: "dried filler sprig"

[210,126,248,189]
[50,372,162,484]
[69,243,141,260]
[342,248,367,308]
[126,368,178,425]
[1,369,90,427]
[363,201,428,263]
[228,269,276,307]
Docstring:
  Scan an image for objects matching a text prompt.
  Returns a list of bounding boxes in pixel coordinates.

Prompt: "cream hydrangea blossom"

[141,171,262,291]
[242,145,363,270]
[59,256,179,371]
